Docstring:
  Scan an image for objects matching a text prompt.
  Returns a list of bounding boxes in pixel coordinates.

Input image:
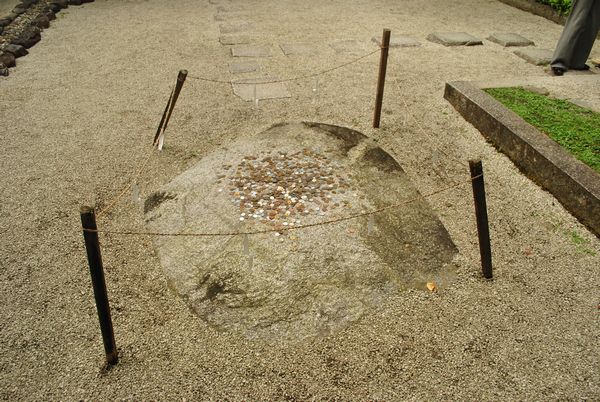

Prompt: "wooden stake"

[153,69,188,149]
[373,29,391,128]
[469,160,493,279]
[80,206,118,366]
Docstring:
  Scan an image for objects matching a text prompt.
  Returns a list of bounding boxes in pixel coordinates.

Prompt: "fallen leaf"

[426,282,437,292]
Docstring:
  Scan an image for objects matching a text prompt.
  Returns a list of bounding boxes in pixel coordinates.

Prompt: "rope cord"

[84,174,480,237]
[187,49,380,85]
[95,148,156,219]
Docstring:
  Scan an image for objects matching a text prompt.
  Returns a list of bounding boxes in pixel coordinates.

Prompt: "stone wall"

[0,0,95,76]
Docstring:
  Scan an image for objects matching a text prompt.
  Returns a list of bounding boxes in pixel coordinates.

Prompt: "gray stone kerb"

[444,80,600,237]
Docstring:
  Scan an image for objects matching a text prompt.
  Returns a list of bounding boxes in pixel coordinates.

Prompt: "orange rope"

[84,175,481,237]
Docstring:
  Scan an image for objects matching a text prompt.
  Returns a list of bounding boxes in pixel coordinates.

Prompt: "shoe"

[552,67,565,76]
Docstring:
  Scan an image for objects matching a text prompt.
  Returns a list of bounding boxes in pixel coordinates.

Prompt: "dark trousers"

[551,0,600,70]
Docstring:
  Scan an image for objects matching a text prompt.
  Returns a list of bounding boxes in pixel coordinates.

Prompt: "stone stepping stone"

[229,60,260,74]
[487,33,534,47]
[214,9,243,21]
[426,32,483,46]
[220,21,252,34]
[514,48,553,65]
[279,43,313,56]
[219,34,251,45]
[371,35,420,48]
[231,44,272,57]
[216,5,243,12]
[231,77,291,101]
[329,39,369,54]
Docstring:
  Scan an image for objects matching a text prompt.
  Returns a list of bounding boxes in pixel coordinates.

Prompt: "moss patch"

[485,87,600,173]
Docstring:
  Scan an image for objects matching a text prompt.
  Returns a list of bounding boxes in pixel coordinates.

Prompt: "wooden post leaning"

[153,69,188,149]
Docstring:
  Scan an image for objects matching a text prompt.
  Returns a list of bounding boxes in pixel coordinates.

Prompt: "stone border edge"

[496,0,600,38]
[496,0,566,25]
[444,80,600,237]
[1,0,96,76]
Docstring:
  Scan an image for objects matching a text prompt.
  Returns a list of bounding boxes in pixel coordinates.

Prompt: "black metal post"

[469,160,493,279]
[373,29,391,128]
[80,206,118,366]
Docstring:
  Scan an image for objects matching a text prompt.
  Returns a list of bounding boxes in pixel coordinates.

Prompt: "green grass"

[485,87,600,173]
[536,0,572,15]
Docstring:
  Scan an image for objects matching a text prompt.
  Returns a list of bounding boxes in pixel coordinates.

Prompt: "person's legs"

[551,0,600,74]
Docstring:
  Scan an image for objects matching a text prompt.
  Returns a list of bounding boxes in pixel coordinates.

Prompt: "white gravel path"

[1,0,599,399]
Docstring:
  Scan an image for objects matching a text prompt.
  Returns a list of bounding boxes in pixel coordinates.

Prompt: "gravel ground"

[0,0,599,399]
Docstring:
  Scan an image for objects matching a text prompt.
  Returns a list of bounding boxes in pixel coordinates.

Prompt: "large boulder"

[20,0,40,6]
[145,122,458,340]
[11,26,41,49]
[4,44,28,58]
[32,15,50,29]
[0,63,9,77]
[12,6,27,15]
[0,52,16,68]
[49,0,69,10]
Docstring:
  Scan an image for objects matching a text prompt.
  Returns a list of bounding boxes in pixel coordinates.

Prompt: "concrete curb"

[496,0,566,25]
[496,0,600,38]
[444,80,600,237]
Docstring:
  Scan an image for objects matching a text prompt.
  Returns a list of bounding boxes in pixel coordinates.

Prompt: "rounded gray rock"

[4,44,28,58]
[0,52,16,68]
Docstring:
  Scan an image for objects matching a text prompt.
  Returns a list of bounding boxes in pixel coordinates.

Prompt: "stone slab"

[231,77,290,100]
[444,81,600,237]
[514,48,553,65]
[144,122,458,340]
[329,39,369,54]
[229,60,260,74]
[219,21,252,34]
[231,44,272,57]
[487,32,534,47]
[427,32,483,46]
[371,35,420,48]
[568,98,594,110]
[219,34,250,45]
[279,43,313,56]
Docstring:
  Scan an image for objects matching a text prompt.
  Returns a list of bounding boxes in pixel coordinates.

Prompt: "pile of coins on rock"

[219,148,359,233]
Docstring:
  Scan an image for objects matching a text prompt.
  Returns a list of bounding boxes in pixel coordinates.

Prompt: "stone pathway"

[207,3,577,103]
